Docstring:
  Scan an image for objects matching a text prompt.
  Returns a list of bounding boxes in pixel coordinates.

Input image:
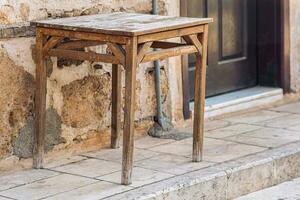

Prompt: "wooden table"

[31,12,212,185]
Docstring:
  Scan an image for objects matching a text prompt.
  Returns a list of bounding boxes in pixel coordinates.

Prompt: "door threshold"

[190,86,283,119]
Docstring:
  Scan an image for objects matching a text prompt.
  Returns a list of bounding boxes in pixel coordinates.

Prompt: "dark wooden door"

[188,0,257,98]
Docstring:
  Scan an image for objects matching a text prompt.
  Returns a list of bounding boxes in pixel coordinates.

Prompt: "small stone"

[19,3,30,21]
[93,64,103,70]
[2,28,14,38]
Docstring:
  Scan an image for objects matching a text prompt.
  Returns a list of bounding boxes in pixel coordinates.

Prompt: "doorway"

[187,0,257,98]
[181,0,290,119]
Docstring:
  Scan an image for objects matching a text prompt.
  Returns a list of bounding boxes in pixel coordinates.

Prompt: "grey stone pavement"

[0,100,300,199]
[236,177,300,200]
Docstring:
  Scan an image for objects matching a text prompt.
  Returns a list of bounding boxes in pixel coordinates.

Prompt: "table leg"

[192,25,209,162]
[111,64,122,149]
[121,37,138,185]
[33,29,47,168]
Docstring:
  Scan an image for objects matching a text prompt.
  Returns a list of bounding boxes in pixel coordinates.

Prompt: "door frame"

[180,0,291,119]
[279,0,290,93]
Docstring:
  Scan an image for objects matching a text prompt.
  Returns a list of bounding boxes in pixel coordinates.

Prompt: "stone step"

[107,141,300,200]
[235,177,300,200]
[190,86,283,119]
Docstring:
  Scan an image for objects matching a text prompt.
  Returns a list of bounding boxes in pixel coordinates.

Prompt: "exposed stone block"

[0,24,35,39]
[62,74,111,128]
[13,108,66,158]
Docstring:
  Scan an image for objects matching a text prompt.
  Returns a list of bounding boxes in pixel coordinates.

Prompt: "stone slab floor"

[236,177,300,200]
[1,100,300,199]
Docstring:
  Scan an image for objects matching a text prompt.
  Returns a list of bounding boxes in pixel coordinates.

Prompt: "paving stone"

[224,110,288,124]
[287,124,300,132]
[53,159,121,178]
[202,138,266,163]
[45,155,87,168]
[98,167,173,187]
[173,137,193,145]
[45,181,132,200]
[206,124,262,138]
[149,138,265,163]
[254,114,300,130]
[135,136,174,149]
[271,101,300,114]
[135,154,214,175]
[174,138,266,162]
[82,148,160,163]
[0,169,59,191]
[0,174,97,200]
[225,127,300,148]
[204,119,231,131]
[166,120,231,138]
[0,196,14,200]
[148,140,192,157]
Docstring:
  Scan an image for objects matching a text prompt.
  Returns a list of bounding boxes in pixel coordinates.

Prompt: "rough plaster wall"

[0,46,34,159]
[0,0,181,165]
[290,0,300,92]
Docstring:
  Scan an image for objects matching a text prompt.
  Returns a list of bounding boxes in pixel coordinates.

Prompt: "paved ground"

[236,177,300,200]
[0,100,300,199]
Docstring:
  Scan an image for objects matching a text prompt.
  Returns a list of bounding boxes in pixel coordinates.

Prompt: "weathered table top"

[31,12,213,36]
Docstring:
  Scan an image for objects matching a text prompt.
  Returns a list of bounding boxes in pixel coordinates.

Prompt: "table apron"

[46,49,122,65]
[137,25,204,44]
[38,27,130,44]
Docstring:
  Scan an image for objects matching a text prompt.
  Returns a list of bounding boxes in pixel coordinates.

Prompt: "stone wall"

[290,0,300,92]
[0,0,182,170]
